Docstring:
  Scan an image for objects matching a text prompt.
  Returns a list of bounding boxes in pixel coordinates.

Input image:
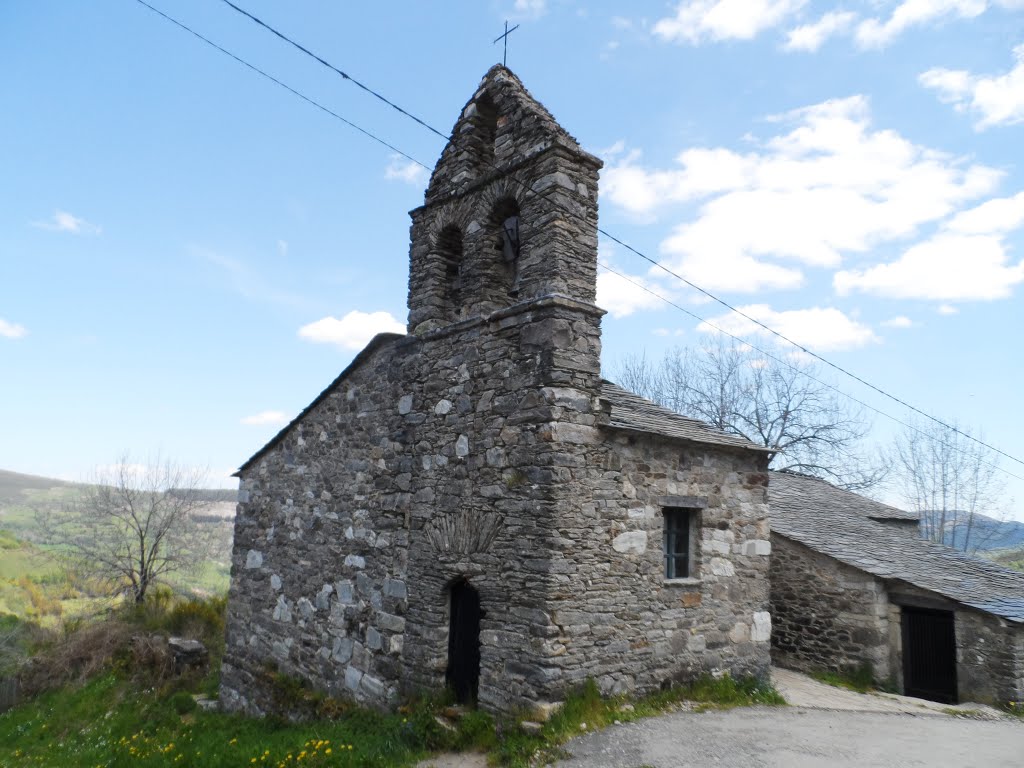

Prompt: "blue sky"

[2,1,1023,518]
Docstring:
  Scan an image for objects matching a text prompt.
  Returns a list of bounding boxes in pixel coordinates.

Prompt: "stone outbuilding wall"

[771,534,1024,705]
[770,535,891,680]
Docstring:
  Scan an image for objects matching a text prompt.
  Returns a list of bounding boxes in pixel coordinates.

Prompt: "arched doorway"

[446,579,481,704]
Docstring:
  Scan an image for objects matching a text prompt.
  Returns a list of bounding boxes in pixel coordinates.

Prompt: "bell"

[501,216,520,263]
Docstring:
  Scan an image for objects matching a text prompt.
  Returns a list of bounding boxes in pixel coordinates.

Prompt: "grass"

[1,672,784,768]
[809,665,877,694]
[1,571,786,768]
[492,675,785,767]
[1,593,785,768]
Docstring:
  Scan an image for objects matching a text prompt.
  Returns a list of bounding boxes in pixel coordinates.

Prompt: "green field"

[0,469,234,625]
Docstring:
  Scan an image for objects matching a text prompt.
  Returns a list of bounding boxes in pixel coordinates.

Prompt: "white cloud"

[610,15,633,30]
[0,318,28,339]
[835,188,1024,302]
[698,304,879,351]
[384,155,427,186]
[937,303,960,314]
[856,0,986,48]
[604,95,1000,294]
[919,44,1024,129]
[596,266,668,318]
[653,0,807,44]
[784,11,857,52]
[946,191,1024,234]
[512,0,547,20]
[597,139,627,162]
[241,410,289,426]
[834,233,1024,300]
[32,209,101,235]
[298,310,406,350]
[881,315,915,328]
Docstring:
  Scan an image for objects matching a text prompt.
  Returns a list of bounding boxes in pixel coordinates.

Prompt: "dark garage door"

[902,606,957,703]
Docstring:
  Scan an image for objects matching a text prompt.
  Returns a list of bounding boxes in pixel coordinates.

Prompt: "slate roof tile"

[601,381,774,454]
[770,471,1024,624]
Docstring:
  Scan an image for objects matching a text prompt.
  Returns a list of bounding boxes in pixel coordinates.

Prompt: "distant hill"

[0,468,237,533]
[0,469,76,504]
[941,514,1024,551]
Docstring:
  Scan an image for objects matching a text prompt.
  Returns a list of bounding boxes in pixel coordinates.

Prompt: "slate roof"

[770,471,1024,624]
[600,381,775,454]
[770,470,919,522]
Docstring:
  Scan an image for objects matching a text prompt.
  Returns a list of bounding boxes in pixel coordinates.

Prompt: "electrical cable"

[216,0,1024,472]
[138,0,1024,478]
[133,0,428,171]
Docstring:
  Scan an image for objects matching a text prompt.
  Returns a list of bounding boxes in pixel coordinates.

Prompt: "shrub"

[170,689,197,715]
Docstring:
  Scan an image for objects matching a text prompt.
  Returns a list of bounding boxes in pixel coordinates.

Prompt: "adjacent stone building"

[770,471,1024,705]
[220,66,775,716]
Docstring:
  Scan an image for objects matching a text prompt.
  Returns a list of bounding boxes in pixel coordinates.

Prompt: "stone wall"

[770,535,891,680]
[221,293,773,714]
[547,429,773,697]
[770,537,1024,704]
[887,582,1024,705]
[954,611,1024,705]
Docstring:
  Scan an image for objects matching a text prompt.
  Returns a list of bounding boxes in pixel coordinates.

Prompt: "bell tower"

[406,66,603,333]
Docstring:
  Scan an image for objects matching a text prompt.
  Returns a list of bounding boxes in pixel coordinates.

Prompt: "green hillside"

[0,469,235,624]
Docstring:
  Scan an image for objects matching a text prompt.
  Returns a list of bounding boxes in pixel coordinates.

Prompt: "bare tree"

[614,339,885,490]
[40,456,216,604]
[893,418,1008,553]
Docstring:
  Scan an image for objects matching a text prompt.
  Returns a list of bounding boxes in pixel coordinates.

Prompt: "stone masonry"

[770,471,1024,705]
[770,536,892,680]
[220,65,773,716]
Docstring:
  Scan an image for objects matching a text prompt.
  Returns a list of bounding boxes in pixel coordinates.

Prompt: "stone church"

[221,65,774,716]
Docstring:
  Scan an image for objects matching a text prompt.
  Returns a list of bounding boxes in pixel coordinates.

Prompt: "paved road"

[553,707,1024,768]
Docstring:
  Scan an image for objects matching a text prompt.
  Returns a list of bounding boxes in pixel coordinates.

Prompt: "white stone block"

[709,557,735,577]
[743,540,772,556]
[751,611,772,642]
[611,530,648,554]
[245,549,263,569]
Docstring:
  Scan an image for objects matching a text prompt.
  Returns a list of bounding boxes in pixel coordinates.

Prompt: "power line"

[217,0,1024,472]
[217,0,449,142]
[132,0,428,171]
[148,0,1024,474]
[596,262,1023,483]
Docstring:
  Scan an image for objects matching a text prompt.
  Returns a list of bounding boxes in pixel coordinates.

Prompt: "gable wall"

[221,296,607,714]
[770,535,892,680]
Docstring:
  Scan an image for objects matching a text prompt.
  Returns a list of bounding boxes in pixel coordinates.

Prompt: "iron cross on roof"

[493,20,520,66]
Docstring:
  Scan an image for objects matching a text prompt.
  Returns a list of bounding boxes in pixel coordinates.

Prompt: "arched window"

[489,198,520,298]
[471,93,498,177]
[436,224,464,321]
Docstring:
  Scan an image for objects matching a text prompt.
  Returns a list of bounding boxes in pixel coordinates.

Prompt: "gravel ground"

[418,669,1022,768]
[552,707,1024,768]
